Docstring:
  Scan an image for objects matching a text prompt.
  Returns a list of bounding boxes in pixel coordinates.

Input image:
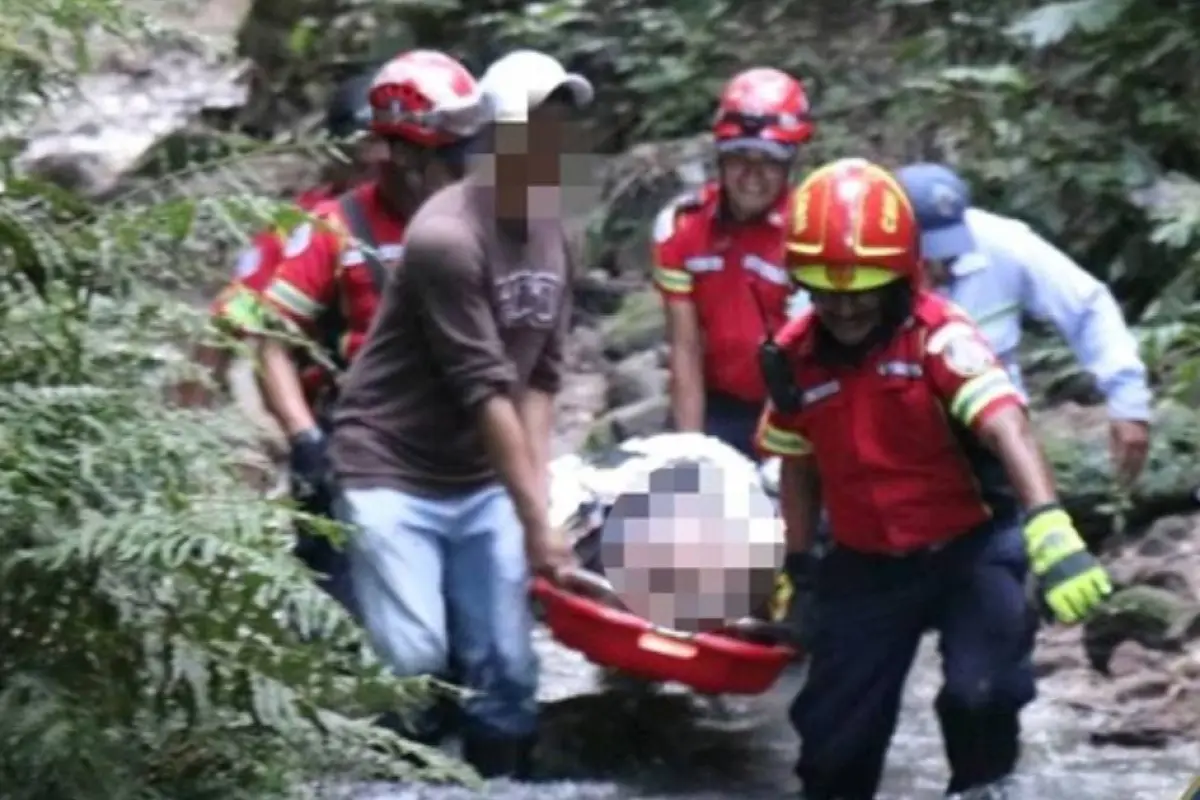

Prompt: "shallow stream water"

[336,631,1199,800]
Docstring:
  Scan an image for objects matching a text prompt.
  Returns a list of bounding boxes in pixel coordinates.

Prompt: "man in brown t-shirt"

[327,50,593,779]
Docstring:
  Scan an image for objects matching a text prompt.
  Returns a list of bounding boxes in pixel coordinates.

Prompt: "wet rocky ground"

[326,631,1199,799]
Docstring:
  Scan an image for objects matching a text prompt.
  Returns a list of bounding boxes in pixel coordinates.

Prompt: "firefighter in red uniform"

[177,69,387,410]
[756,159,1113,800]
[256,50,491,613]
[654,67,813,458]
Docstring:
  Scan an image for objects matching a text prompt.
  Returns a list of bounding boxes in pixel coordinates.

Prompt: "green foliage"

[0,1,475,797]
[410,0,1200,404]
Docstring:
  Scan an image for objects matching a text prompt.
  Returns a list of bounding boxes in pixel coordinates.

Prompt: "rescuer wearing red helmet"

[175,68,388,412]
[255,50,491,614]
[653,67,812,458]
[755,159,1113,799]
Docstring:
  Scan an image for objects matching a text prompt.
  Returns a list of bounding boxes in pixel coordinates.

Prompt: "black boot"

[376,692,460,747]
[796,746,889,799]
[461,728,537,780]
[937,695,1020,795]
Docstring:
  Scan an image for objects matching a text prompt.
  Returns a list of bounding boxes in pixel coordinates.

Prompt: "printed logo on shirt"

[942,333,995,377]
[233,246,262,279]
[494,270,562,330]
[282,223,313,258]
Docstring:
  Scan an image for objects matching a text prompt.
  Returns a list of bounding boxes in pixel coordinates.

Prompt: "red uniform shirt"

[209,186,335,330]
[262,181,407,364]
[756,291,1026,554]
[652,183,800,404]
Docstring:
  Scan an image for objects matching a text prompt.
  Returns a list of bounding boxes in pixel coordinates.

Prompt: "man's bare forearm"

[669,347,706,431]
[258,338,317,437]
[779,457,821,554]
[978,406,1059,511]
[519,389,555,505]
[479,394,547,535]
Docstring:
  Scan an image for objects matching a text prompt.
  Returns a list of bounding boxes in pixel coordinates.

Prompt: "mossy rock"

[600,289,665,361]
[1036,401,1200,542]
[582,417,618,455]
[1083,584,1200,674]
[582,397,671,455]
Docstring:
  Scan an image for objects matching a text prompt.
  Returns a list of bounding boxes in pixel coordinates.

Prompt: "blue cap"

[896,162,976,261]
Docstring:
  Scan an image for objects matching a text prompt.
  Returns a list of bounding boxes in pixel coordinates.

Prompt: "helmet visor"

[790,263,902,292]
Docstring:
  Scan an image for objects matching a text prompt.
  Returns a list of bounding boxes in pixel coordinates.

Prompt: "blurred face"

[719,149,791,218]
[810,286,888,345]
[325,132,388,190]
[598,461,783,634]
[380,137,458,202]
[491,98,576,187]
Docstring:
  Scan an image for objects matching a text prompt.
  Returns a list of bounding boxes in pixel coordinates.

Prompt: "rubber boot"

[461,728,537,780]
[937,695,1020,796]
[945,775,1016,799]
[796,745,889,800]
[375,690,460,747]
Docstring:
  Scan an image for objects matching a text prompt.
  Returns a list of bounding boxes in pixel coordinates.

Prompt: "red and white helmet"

[368,50,488,148]
[712,68,813,161]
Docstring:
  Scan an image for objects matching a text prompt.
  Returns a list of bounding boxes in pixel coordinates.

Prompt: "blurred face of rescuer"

[652,67,813,459]
[252,50,491,615]
[753,158,1114,800]
[320,50,594,780]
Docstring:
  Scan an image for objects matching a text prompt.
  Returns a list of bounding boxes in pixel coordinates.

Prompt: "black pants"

[792,518,1037,799]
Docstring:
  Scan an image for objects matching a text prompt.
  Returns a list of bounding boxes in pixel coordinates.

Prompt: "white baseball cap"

[480,49,594,123]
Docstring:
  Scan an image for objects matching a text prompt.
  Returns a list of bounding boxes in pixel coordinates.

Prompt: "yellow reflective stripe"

[757,422,812,457]
[653,264,693,294]
[218,289,270,331]
[949,368,1019,427]
[264,279,322,320]
[791,263,901,292]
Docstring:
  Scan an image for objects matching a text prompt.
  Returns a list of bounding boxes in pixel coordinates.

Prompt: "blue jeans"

[335,484,538,738]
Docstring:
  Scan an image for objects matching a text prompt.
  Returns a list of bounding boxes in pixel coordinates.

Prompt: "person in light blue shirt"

[894,162,1152,485]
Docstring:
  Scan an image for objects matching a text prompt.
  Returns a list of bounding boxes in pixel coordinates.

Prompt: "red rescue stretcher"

[531,568,797,696]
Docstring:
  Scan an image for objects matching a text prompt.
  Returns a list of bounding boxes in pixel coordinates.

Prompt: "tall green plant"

[0,1,473,797]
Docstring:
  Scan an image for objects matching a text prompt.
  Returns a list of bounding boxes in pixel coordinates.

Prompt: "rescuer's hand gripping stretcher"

[533,433,798,696]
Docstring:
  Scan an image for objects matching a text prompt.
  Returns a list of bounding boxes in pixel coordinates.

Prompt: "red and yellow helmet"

[368,50,488,147]
[712,67,812,160]
[785,158,920,292]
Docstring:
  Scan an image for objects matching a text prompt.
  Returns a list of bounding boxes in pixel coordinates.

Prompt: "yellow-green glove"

[1023,504,1112,624]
